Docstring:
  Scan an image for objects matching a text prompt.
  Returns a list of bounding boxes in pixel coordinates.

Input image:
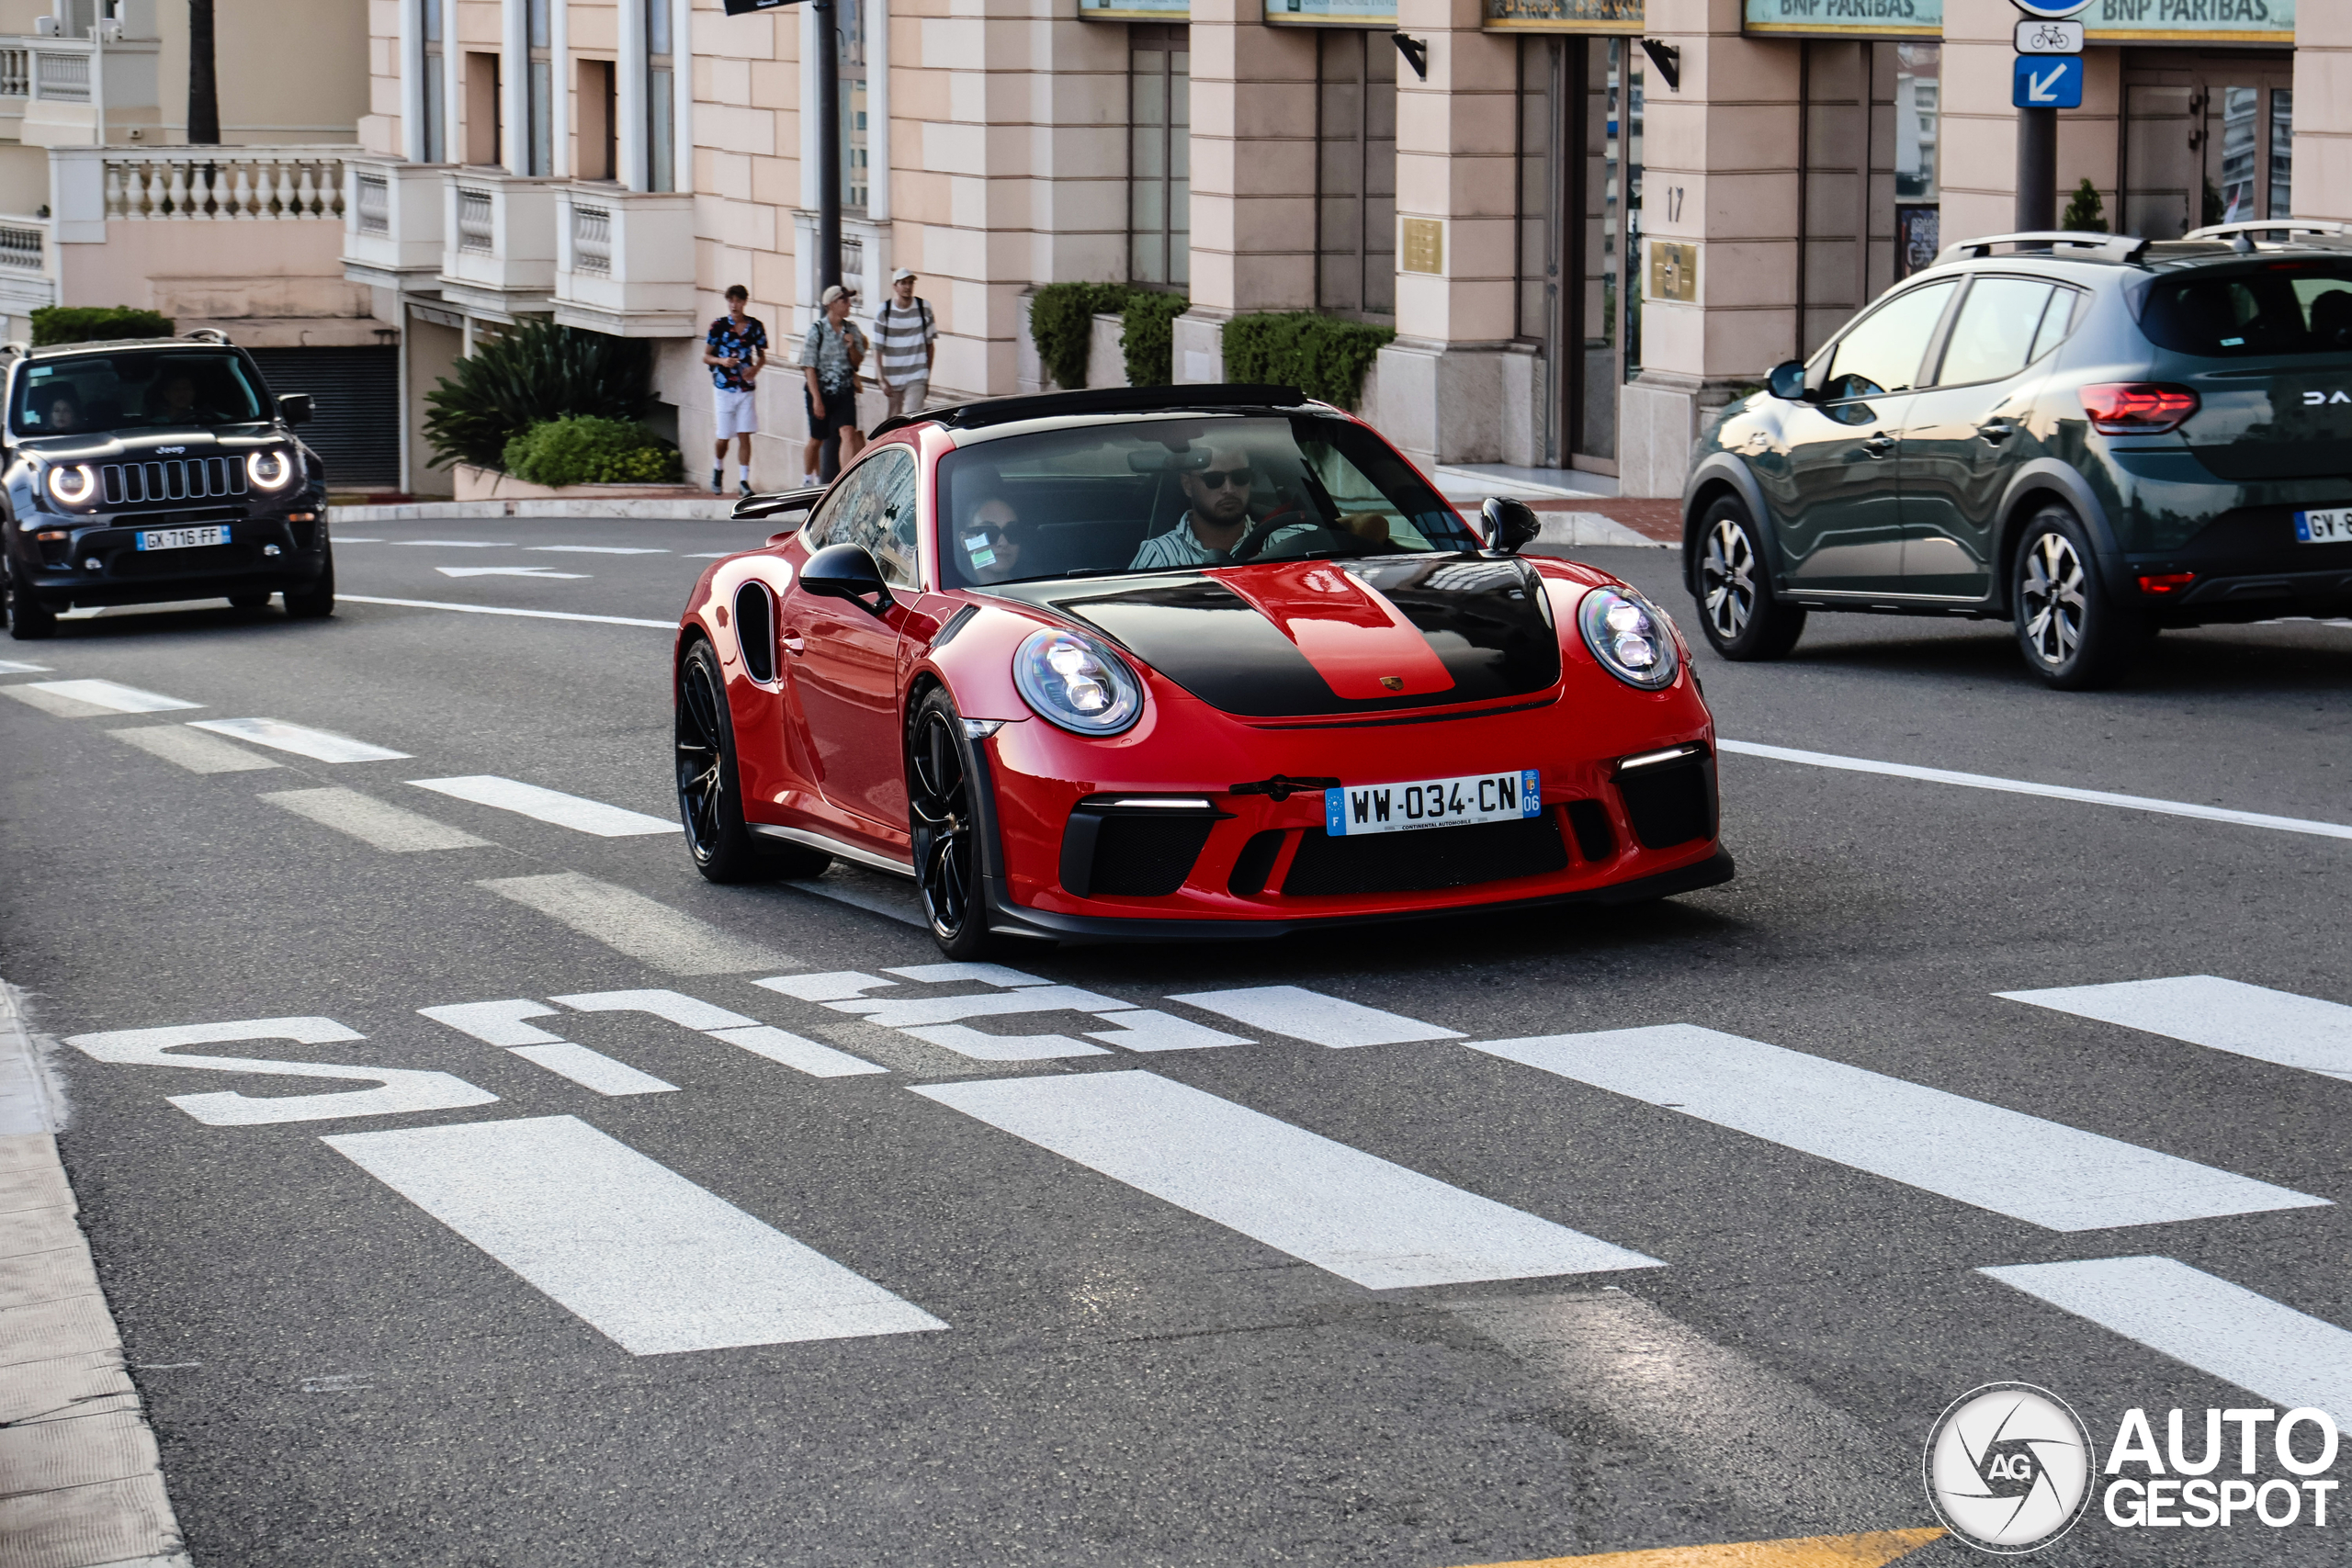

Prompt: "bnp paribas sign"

[1740,0,2292,38]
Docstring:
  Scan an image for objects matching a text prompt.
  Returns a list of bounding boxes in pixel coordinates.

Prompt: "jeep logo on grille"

[2301,392,2352,406]
[156,446,186,453]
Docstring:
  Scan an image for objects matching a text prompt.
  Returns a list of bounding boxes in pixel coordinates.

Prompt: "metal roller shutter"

[243,346,401,489]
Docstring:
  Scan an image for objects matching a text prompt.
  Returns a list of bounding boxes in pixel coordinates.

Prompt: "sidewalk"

[0,982,190,1568]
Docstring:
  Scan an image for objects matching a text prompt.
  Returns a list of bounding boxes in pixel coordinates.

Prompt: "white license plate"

[135,525,230,552]
[2293,509,2351,545]
[1324,770,1541,837]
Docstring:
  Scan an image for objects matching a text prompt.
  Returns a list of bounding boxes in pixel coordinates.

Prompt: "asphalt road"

[4,515,2349,1568]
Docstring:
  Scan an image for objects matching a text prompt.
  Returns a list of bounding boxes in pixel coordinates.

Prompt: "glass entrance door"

[2123,51,2294,240]
[1572,38,1641,470]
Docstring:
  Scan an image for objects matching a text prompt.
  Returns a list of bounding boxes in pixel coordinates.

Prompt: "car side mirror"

[1767,360,1811,402]
[1480,496,1543,556]
[277,393,313,424]
[799,541,895,617]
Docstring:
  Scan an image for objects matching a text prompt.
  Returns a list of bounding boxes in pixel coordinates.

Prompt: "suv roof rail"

[2184,218,2352,250]
[1936,231,2152,266]
[1,340,25,359]
[871,382,1312,439]
[180,327,232,344]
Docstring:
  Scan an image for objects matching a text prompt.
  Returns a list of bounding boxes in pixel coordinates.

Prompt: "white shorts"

[714,386,759,438]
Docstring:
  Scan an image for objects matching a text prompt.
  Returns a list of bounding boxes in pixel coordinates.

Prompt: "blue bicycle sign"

[2008,0,2092,17]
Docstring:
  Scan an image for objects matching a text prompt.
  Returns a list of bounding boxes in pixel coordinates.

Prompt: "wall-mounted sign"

[2083,0,2292,43]
[1484,0,1644,34]
[1646,240,1699,303]
[1079,0,1189,19]
[1401,218,1444,276]
[1266,0,1396,23]
[1743,0,1940,37]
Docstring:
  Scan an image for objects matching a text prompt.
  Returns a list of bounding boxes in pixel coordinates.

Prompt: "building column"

[502,0,528,174]
[1173,0,1317,383]
[2296,5,2352,221]
[1371,0,1520,467]
[550,0,571,176]
[621,0,650,189]
[400,0,424,162]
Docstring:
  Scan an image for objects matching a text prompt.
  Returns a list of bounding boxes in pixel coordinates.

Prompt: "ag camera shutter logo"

[1924,1383,2095,1553]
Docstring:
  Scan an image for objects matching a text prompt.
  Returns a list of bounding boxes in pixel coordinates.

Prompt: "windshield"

[11,350,270,437]
[2142,262,2352,358]
[935,413,1477,589]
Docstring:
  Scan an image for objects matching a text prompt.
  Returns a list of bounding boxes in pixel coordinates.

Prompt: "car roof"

[22,337,235,359]
[872,382,1317,441]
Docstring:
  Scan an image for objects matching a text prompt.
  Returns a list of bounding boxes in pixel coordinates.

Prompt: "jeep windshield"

[11,350,269,438]
[933,413,1477,589]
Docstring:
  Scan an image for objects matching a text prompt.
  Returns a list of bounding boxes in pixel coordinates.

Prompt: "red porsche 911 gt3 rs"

[673,383,1732,956]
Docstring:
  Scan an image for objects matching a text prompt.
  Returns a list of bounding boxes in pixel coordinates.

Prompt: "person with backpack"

[800,284,867,486]
[871,268,937,421]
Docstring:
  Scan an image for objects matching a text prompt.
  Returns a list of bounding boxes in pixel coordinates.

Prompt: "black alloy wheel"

[5,566,55,641]
[908,688,994,958]
[1691,494,1806,660]
[675,639,826,883]
[2011,504,2145,691]
[283,547,336,620]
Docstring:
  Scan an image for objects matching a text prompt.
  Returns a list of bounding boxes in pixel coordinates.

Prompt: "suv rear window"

[2142,263,2352,357]
[12,350,269,437]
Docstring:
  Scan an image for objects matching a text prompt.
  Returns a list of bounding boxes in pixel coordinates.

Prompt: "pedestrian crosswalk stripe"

[1467,1025,2325,1231]
[0,660,51,673]
[1999,975,2352,1081]
[782,874,927,926]
[109,724,281,773]
[479,873,784,974]
[341,593,675,630]
[1981,1256,2352,1427]
[190,716,411,763]
[398,539,509,547]
[1168,985,1464,1047]
[913,1070,1661,1289]
[527,545,670,555]
[261,787,491,852]
[19,678,200,715]
[1448,1528,1946,1568]
[413,775,676,836]
[322,1114,946,1354]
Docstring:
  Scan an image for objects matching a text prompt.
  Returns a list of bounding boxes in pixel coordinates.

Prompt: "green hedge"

[31,306,174,346]
[1220,313,1393,411]
[423,320,652,469]
[1028,283,1190,389]
[503,415,682,488]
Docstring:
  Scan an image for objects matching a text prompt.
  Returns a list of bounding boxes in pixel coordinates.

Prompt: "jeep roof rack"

[871,382,1311,440]
[1936,231,2153,266]
[180,327,232,344]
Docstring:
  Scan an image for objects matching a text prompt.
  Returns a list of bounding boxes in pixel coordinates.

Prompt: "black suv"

[2,333,332,639]
[1681,225,2352,688]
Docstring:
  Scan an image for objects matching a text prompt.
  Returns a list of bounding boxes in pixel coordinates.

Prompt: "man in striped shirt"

[871,268,937,420]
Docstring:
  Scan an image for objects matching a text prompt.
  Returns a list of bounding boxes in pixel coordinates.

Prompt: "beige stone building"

[343,0,2348,499]
[0,1,384,479]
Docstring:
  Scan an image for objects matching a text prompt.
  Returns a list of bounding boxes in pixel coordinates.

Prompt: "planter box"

[453,463,702,502]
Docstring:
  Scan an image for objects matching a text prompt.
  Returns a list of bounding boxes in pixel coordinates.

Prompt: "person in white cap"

[800,283,867,486]
[872,267,937,421]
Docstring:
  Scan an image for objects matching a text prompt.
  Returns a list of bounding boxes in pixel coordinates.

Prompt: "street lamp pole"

[723,0,842,293]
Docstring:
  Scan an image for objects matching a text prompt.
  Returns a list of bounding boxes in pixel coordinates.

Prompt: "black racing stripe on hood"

[987,558,1561,718]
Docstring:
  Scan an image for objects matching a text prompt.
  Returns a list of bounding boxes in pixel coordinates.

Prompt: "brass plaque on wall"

[1484,0,1642,33]
[1401,218,1445,276]
[1647,240,1699,304]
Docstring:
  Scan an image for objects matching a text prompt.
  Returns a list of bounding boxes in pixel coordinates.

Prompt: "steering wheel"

[1226,506,1341,563]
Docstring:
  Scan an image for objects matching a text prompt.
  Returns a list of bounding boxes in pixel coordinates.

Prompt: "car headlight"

[246,448,296,491]
[1013,627,1143,736]
[43,462,96,507]
[1577,586,1682,691]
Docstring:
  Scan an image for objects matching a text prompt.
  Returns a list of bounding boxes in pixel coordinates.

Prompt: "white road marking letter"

[64,1017,496,1126]
[322,1114,946,1353]
[418,1001,678,1096]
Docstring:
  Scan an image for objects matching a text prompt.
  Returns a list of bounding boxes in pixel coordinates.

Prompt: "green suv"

[1680,225,2352,689]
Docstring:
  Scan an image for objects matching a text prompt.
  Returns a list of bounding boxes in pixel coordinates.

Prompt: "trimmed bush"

[2062,178,2109,235]
[1221,312,1394,411]
[1028,282,1133,389]
[31,306,175,346]
[502,415,682,488]
[423,320,652,470]
[1120,292,1189,388]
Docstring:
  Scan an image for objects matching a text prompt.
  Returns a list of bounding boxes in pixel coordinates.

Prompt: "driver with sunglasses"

[1127,440,1310,570]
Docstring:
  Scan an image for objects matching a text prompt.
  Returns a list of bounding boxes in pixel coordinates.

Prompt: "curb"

[0,983,192,1568]
[330,499,742,523]
[1532,513,1672,549]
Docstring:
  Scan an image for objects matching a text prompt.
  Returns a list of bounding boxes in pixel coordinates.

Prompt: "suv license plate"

[1325,770,1541,838]
[135,525,230,552]
[2293,509,2351,545]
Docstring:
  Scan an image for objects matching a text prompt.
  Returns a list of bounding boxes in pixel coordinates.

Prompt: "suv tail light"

[2080,383,2200,435]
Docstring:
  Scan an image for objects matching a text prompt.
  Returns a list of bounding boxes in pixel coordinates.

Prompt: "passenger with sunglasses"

[1127,440,1308,570]
[957,493,1026,585]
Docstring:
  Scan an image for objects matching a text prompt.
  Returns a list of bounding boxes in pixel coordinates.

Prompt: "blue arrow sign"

[2009,0,2091,16]
[2014,54,2084,110]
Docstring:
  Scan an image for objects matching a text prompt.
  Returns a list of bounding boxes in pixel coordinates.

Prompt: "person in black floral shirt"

[703,285,768,496]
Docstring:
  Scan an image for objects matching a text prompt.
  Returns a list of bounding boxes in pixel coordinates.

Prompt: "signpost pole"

[2007,2,2087,231]
[814,0,843,293]
[2017,106,2057,231]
